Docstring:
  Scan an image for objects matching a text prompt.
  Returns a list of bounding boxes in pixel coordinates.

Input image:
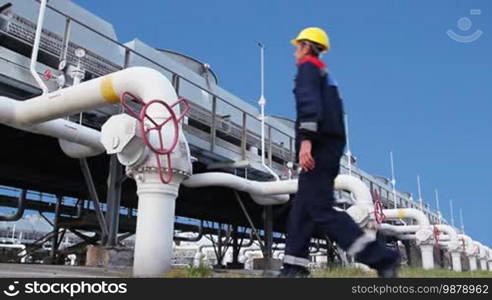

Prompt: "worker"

[279,27,400,277]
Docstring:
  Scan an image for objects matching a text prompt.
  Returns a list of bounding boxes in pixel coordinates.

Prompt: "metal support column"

[105,155,124,246]
[263,206,274,260]
[268,126,273,167]
[241,112,247,160]
[231,225,240,265]
[79,158,109,242]
[50,195,62,263]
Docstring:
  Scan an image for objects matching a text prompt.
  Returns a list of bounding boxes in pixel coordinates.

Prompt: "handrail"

[44,3,294,142]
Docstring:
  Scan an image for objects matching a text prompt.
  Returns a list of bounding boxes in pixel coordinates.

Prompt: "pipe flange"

[127,166,191,181]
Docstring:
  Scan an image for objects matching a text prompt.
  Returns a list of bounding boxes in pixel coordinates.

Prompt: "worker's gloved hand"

[299,140,315,171]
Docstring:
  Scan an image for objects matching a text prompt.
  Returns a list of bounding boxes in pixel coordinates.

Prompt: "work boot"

[277,264,310,278]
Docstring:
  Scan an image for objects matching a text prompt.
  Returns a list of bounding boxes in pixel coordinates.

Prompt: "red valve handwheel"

[139,99,179,156]
[371,189,385,224]
[433,226,441,252]
[119,91,190,184]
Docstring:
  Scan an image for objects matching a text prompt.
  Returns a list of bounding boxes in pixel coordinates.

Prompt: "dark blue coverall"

[283,56,399,271]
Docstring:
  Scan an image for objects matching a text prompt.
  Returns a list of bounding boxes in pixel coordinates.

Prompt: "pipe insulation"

[183,172,373,207]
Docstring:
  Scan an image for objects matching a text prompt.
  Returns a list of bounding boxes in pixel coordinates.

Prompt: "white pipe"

[183,173,373,209]
[239,247,262,263]
[58,139,104,158]
[417,174,423,210]
[30,0,49,94]
[389,151,397,208]
[0,96,104,157]
[434,225,458,246]
[382,208,430,228]
[434,225,461,271]
[344,114,352,175]
[257,43,279,181]
[0,243,26,250]
[379,224,420,234]
[382,209,434,269]
[15,67,174,125]
[133,174,183,277]
[1,67,176,159]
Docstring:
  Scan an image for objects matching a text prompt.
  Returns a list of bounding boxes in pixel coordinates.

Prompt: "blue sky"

[71,0,492,245]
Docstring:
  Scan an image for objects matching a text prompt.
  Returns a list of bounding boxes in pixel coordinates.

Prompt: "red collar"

[297,56,326,69]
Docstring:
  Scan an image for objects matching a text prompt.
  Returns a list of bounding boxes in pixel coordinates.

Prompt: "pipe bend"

[334,175,372,207]
[434,224,458,243]
[59,139,104,158]
[0,189,27,221]
[17,66,178,125]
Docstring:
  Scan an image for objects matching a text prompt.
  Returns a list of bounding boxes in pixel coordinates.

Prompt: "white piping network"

[0,66,181,277]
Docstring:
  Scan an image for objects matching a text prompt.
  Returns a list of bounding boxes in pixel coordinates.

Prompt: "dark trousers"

[284,138,397,269]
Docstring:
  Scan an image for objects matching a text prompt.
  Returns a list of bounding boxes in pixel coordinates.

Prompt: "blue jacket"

[294,56,346,143]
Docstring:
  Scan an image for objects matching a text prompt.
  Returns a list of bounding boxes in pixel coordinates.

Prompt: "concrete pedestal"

[450,251,462,272]
[253,258,282,270]
[86,245,133,268]
[420,244,434,270]
[468,256,477,271]
[479,259,488,271]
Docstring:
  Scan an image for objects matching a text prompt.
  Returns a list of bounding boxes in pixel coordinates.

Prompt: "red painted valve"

[433,225,441,253]
[120,91,190,184]
[371,189,385,224]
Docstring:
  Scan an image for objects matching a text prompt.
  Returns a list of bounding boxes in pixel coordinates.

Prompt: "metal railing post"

[210,97,217,152]
[241,112,247,160]
[268,125,273,167]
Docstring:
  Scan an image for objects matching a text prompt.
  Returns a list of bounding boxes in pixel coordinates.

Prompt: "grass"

[163,265,492,278]
[312,266,492,278]
[165,264,214,278]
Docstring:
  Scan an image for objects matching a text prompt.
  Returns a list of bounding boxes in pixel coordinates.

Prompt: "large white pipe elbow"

[334,175,373,207]
[434,225,460,251]
[58,139,104,158]
[16,67,176,125]
[433,225,461,272]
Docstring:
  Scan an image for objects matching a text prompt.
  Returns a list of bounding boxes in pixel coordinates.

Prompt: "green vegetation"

[312,267,492,278]
[164,266,492,278]
[165,264,214,278]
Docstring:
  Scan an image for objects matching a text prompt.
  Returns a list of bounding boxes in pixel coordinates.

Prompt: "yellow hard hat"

[291,27,330,52]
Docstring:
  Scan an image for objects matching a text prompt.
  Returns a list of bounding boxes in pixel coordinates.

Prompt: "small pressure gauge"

[75,48,86,58]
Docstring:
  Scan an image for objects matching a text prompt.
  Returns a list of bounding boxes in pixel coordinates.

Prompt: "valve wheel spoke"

[119,93,190,184]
